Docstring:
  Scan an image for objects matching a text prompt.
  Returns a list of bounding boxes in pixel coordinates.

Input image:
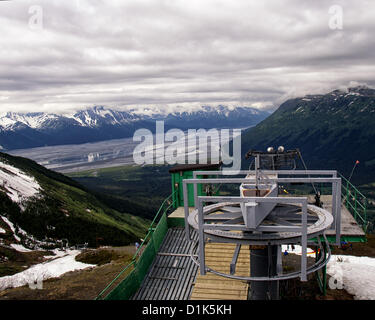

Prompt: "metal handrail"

[133,190,177,258]
[94,261,136,300]
[338,172,367,231]
[95,189,178,300]
[339,173,366,199]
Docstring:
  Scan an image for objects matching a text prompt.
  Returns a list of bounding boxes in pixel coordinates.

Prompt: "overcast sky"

[0,0,374,114]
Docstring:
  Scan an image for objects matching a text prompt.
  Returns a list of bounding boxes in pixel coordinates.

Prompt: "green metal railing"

[95,189,178,300]
[339,173,368,232]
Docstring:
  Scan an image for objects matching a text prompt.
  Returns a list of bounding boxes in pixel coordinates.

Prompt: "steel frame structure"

[182,170,341,283]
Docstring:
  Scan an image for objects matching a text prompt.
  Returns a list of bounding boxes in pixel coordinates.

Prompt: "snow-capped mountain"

[0,106,269,150]
[0,112,60,131]
[65,106,143,127]
[0,107,141,131]
[163,105,267,129]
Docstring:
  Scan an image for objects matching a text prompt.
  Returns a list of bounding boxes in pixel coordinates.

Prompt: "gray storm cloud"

[0,0,374,114]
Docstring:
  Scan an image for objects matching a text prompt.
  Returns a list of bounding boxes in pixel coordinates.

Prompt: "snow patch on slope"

[1,215,61,250]
[10,243,33,252]
[0,161,41,205]
[1,216,21,241]
[282,245,375,300]
[0,250,95,291]
[326,255,375,300]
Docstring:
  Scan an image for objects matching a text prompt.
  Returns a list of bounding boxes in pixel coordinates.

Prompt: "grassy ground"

[3,236,374,300]
[0,246,136,300]
[331,234,375,257]
[0,247,48,277]
[281,273,354,300]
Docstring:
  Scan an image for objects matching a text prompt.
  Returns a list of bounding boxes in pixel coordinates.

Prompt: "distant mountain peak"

[0,105,269,150]
[347,85,375,96]
[327,85,375,96]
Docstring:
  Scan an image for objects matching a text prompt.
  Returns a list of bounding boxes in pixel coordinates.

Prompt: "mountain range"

[241,86,375,184]
[0,106,269,151]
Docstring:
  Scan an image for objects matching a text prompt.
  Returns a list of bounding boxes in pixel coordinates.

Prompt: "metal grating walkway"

[132,227,198,300]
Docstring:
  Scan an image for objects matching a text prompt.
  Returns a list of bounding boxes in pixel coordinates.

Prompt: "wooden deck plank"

[190,243,250,300]
[194,283,248,290]
[190,292,248,300]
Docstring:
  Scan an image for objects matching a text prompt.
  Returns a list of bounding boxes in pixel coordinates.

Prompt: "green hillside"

[241,86,375,185]
[67,165,172,220]
[0,152,149,248]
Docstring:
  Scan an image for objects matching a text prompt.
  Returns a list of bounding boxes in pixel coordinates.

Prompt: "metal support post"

[336,180,341,245]
[198,201,206,275]
[250,245,279,300]
[183,181,190,241]
[301,200,307,281]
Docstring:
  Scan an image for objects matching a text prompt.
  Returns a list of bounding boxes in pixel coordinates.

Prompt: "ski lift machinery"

[182,147,341,300]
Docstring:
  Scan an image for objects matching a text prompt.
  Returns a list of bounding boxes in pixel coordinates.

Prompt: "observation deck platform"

[309,195,365,241]
[132,227,250,300]
[131,194,366,300]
